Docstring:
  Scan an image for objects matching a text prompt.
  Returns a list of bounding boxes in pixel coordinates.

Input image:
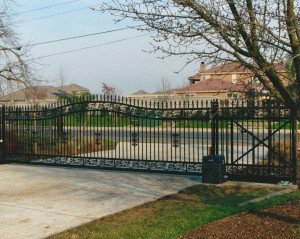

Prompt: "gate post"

[267,100,273,175]
[1,106,6,163]
[211,100,219,155]
[291,115,298,184]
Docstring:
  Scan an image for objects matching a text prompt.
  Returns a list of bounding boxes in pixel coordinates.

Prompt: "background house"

[125,89,177,101]
[184,61,291,100]
[175,78,250,99]
[188,62,256,85]
[56,84,89,96]
[125,61,289,102]
[126,62,263,102]
[0,84,89,107]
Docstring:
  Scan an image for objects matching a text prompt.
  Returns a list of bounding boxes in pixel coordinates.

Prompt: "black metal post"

[1,106,6,163]
[231,117,234,165]
[211,101,219,155]
[267,101,273,175]
[56,113,64,141]
[216,103,219,155]
[291,116,298,183]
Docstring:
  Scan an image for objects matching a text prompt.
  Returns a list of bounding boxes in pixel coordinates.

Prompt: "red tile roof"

[188,62,250,80]
[177,78,255,92]
[202,62,249,74]
[189,61,286,80]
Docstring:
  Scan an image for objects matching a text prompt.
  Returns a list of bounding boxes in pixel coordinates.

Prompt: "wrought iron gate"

[215,100,297,182]
[1,96,297,182]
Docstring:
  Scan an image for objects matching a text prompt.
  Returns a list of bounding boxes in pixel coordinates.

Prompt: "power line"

[30,33,150,61]
[10,0,81,16]
[23,27,130,47]
[17,4,100,24]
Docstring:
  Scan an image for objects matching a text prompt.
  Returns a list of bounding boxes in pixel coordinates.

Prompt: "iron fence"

[1,96,298,182]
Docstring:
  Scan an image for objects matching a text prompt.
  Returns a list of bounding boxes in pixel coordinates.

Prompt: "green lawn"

[48,184,299,239]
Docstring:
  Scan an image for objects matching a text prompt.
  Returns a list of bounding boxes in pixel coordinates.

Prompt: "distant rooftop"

[201,62,250,74]
[131,90,150,95]
[56,84,88,94]
[152,89,175,94]
[188,61,286,80]
[177,78,255,92]
[0,84,89,102]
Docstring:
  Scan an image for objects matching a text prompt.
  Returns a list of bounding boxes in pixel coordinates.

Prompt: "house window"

[227,92,238,98]
[252,76,259,84]
[185,94,196,97]
[202,75,206,80]
[232,74,237,83]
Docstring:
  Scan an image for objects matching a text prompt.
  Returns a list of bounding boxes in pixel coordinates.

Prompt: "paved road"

[32,127,299,143]
[0,164,200,239]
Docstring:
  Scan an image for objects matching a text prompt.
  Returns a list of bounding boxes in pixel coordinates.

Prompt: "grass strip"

[48,184,300,239]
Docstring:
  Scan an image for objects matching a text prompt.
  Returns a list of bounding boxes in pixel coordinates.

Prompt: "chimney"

[200,62,205,72]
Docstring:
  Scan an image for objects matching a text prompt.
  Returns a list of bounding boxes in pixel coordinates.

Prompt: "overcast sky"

[11,0,200,95]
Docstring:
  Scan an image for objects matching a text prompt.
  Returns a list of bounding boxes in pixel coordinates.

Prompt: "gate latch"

[131,132,138,147]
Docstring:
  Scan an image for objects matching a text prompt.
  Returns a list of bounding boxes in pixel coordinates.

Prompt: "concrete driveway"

[0,164,200,239]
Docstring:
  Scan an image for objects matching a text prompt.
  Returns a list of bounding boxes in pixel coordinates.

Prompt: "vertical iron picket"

[1,106,6,163]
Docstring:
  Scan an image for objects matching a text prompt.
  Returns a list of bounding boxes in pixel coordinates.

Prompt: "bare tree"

[101,82,122,124]
[24,86,47,105]
[101,82,121,97]
[156,76,172,101]
[101,0,300,118]
[57,65,69,88]
[0,0,35,93]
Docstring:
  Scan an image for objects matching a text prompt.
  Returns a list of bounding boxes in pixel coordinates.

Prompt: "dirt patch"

[179,199,300,239]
